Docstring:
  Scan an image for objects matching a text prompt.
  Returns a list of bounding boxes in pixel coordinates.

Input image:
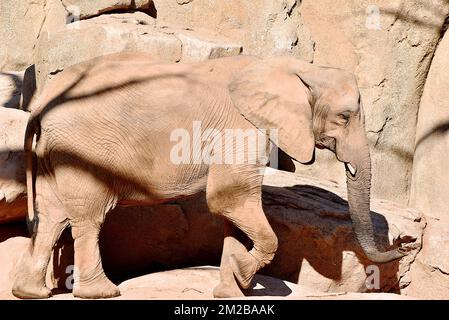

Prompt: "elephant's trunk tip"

[364,247,408,264]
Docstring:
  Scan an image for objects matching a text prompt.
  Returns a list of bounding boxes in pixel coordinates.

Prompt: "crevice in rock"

[65,8,157,22]
[291,37,299,50]
[368,117,391,147]
[49,68,64,76]
[287,0,299,17]
[433,266,449,276]
[63,0,158,23]
[176,0,194,5]
[33,1,48,50]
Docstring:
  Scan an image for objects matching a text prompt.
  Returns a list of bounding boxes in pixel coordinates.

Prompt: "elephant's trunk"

[345,145,406,263]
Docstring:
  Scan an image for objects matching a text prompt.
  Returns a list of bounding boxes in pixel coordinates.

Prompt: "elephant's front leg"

[213,221,247,298]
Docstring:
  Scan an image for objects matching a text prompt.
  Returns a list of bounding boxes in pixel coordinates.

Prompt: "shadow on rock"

[246,276,293,297]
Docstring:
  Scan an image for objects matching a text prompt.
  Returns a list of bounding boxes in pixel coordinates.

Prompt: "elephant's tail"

[24,115,38,234]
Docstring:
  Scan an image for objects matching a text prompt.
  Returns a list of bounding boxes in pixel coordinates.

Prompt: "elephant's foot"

[12,256,51,299]
[213,281,245,298]
[73,276,120,299]
[12,279,52,299]
[229,252,259,289]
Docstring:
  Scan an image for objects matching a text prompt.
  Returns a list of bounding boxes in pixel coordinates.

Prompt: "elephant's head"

[229,56,407,263]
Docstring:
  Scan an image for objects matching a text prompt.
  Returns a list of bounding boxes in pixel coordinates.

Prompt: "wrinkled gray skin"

[12,53,406,299]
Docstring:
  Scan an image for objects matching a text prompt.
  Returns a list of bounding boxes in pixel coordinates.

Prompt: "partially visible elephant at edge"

[12,52,407,299]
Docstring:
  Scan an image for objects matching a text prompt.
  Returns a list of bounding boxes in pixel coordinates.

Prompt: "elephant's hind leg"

[206,165,278,297]
[64,198,119,299]
[56,169,119,299]
[12,176,69,299]
[70,218,119,299]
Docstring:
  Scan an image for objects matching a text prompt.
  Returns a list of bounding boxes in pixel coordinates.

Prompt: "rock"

[163,28,243,62]
[294,0,449,205]
[0,261,411,300]
[0,0,158,71]
[0,71,24,109]
[34,12,181,94]
[402,218,449,299]
[114,267,319,300]
[99,11,157,27]
[40,0,68,36]
[0,261,417,300]
[401,259,449,300]
[409,28,449,222]
[34,12,243,95]
[62,0,154,19]
[0,108,29,223]
[0,0,46,70]
[0,168,425,296]
[261,170,424,293]
[0,234,28,297]
[153,0,315,61]
[419,219,449,275]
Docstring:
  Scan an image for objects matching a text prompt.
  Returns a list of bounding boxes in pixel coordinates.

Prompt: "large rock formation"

[410,28,449,223]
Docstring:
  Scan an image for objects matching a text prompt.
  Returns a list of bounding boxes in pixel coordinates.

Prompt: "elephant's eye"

[338,112,350,126]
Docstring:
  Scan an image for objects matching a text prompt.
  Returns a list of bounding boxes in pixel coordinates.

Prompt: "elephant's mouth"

[315,135,336,152]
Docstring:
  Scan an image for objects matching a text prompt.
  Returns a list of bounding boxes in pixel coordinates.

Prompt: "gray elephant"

[12,52,406,299]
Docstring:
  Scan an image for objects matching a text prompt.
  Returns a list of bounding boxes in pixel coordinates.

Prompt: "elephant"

[12,52,407,299]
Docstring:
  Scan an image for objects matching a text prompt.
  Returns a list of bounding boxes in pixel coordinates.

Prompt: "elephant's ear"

[229,57,317,164]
